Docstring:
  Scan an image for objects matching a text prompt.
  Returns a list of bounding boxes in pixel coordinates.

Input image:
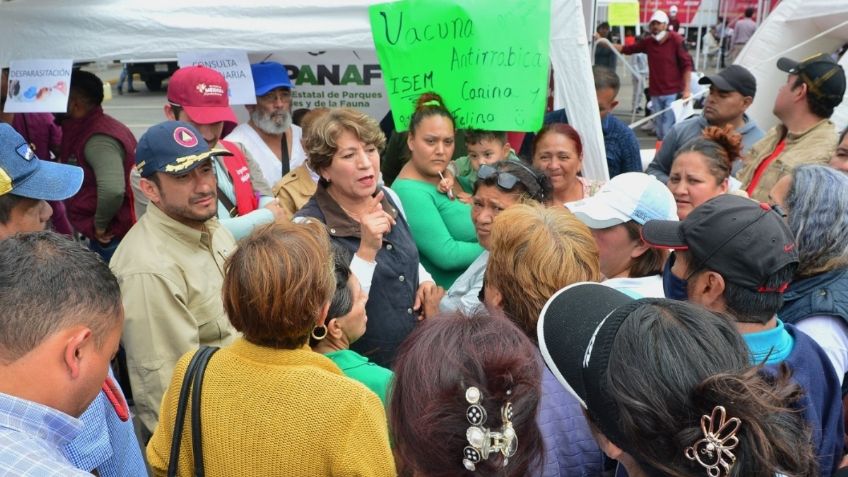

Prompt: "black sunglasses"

[477,163,543,200]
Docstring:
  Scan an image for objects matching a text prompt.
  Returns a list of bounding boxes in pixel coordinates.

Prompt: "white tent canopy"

[0,0,609,180]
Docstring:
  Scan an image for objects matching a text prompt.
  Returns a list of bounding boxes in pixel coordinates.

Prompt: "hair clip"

[684,405,742,477]
[462,386,518,472]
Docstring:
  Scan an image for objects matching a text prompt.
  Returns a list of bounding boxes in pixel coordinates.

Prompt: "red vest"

[219,140,259,216]
[60,106,137,241]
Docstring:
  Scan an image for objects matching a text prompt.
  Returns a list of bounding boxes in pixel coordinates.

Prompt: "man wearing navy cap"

[130,65,286,240]
[110,120,237,437]
[645,64,764,182]
[225,61,307,186]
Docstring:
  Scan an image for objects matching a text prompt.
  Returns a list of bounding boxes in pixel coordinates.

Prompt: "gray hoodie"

[645,113,765,183]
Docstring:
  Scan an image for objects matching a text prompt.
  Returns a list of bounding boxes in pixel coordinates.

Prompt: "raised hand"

[357,190,396,262]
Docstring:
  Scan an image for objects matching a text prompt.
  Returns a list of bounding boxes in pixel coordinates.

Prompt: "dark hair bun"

[702,125,743,165]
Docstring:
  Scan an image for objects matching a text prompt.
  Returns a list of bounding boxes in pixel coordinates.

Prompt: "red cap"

[167,66,238,125]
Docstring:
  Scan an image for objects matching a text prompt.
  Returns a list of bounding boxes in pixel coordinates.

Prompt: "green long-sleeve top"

[391,178,483,288]
[85,134,126,231]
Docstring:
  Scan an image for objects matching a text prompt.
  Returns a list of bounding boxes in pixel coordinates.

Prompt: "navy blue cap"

[251,62,293,97]
[0,123,83,200]
[135,121,231,178]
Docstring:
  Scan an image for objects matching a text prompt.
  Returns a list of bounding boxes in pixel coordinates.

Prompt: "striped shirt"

[0,392,90,476]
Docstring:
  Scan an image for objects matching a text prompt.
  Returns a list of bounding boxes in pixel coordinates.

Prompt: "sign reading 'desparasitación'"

[369,0,551,132]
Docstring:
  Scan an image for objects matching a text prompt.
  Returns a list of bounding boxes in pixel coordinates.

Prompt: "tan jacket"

[110,204,238,434]
[273,164,318,217]
[738,119,837,202]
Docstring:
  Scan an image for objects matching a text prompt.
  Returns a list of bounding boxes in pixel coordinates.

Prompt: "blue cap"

[0,123,83,200]
[251,62,293,96]
[135,121,232,178]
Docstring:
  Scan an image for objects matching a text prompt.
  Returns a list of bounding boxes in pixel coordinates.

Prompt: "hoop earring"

[311,325,328,341]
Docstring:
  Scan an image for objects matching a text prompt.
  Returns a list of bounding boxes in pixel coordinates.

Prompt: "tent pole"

[695,8,703,71]
[718,0,729,69]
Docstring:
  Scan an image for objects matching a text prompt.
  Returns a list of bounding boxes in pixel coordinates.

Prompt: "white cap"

[669,5,678,14]
[650,10,669,24]
[566,172,677,229]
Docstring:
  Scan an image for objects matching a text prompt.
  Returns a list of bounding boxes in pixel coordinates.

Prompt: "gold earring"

[311,325,328,341]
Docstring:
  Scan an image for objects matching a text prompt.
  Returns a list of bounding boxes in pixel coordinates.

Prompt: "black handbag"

[167,346,219,477]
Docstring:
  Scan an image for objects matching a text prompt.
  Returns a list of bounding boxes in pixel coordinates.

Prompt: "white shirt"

[440,251,488,314]
[602,275,665,298]
[225,122,306,186]
[795,315,848,385]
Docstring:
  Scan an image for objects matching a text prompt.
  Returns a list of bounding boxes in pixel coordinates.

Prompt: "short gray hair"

[786,165,848,276]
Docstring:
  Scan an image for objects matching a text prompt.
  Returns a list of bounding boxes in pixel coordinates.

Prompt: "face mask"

[653,30,667,42]
[662,254,688,301]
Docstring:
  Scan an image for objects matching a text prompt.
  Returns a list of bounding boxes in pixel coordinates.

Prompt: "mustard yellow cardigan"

[147,338,396,476]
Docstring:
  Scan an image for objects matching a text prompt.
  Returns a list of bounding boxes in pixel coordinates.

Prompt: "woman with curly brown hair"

[295,107,442,368]
[668,125,741,219]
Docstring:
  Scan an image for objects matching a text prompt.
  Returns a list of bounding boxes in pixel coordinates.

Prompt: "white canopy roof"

[0,0,609,180]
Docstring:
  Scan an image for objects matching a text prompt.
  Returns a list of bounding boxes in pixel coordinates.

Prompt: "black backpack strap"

[216,186,238,218]
[281,133,291,176]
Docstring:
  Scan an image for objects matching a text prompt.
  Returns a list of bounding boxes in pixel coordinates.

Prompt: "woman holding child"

[392,92,484,288]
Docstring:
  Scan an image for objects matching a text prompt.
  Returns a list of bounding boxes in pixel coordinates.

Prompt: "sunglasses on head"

[477,162,543,200]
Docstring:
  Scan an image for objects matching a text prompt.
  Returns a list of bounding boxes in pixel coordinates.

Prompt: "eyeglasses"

[477,162,543,200]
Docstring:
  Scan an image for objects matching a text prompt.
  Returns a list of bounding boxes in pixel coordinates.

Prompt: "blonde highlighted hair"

[486,204,600,341]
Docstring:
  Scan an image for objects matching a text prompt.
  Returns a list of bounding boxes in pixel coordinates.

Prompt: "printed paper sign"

[177,50,255,105]
[4,59,72,113]
[609,2,640,26]
[369,0,551,132]
[252,50,390,123]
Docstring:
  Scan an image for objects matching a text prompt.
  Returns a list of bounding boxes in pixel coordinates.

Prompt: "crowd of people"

[4,8,848,477]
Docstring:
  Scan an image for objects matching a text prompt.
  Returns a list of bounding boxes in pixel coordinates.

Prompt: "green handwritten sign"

[608,2,640,26]
[369,0,551,132]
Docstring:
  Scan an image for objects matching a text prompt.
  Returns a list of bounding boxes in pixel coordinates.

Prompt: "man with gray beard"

[225,61,307,186]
